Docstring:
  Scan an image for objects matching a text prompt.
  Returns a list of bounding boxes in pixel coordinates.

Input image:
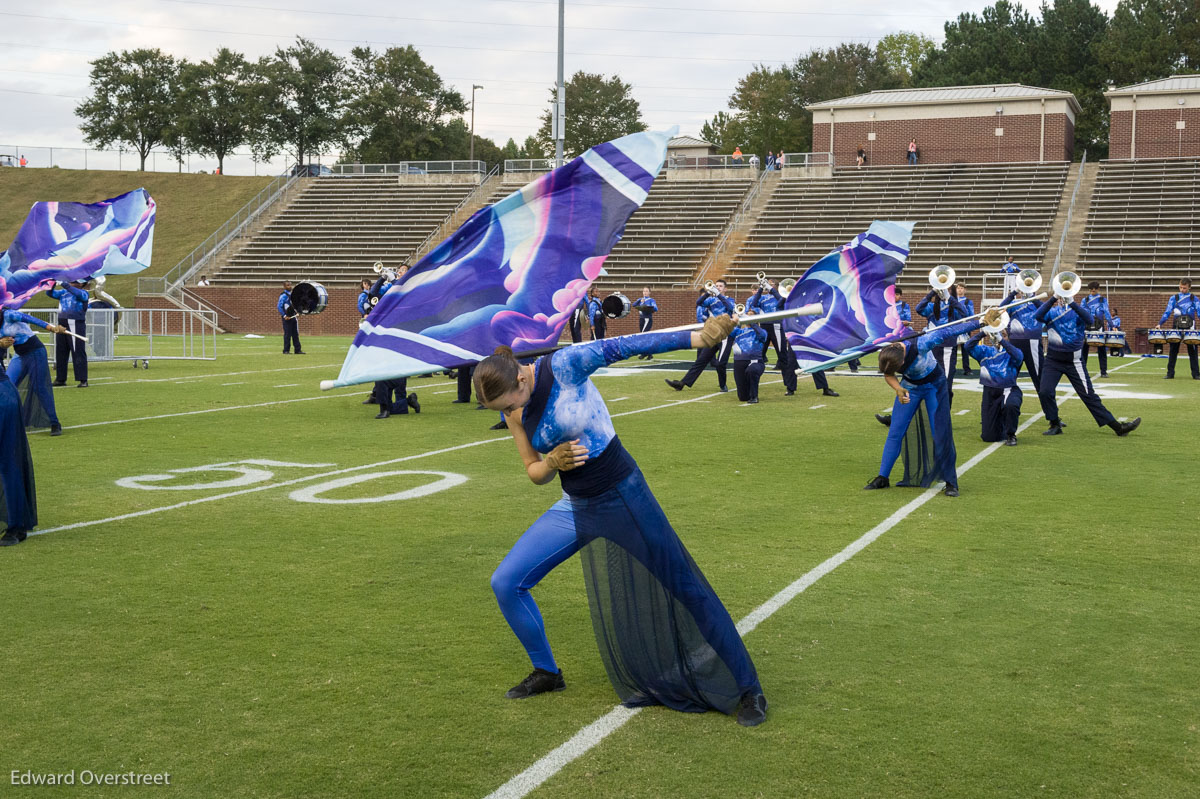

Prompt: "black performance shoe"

[51,381,67,387]
[1043,422,1063,436]
[943,484,960,497]
[489,419,509,430]
[451,398,471,404]
[1163,374,1174,379]
[1099,372,1108,378]
[407,393,421,414]
[374,408,390,420]
[875,413,892,427]
[748,398,759,404]
[736,692,768,727]
[864,475,890,490]
[50,424,63,437]
[294,351,306,355]
[0,529,23,546]
[784,390,795,396]
[665,379,685,391]
[505,668,565,699]
[1114,417,1141,437]
[822,388,839,397]
[718,386,729,393]
[76,381,88,388]
[362,395,378,405]
[1005,435,1018,446]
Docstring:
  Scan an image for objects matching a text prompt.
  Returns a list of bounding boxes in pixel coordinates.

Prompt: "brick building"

[807,84,1080,167]
[1106,75,1200,160]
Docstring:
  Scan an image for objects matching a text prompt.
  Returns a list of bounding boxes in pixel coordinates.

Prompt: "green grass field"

[4,335,1197,797]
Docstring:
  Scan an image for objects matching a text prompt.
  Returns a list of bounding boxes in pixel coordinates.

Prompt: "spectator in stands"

[765,151,775,170]
[907,139,918,165]
[731,146,743,165]
[1159,278,1199,380]
[775,151,785,170]
[748,153,759,169]
[856,146,866,168]
[196,275,211,287]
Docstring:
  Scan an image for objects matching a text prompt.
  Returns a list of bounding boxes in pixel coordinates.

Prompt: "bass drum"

[601,292,631,319]
[291,281,329,315]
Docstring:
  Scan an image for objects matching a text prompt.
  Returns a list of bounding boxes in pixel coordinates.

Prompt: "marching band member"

[865,310,996,497]
[569,302,587,344]
[357,279,372,319]
[1033,285,1140,437]
[47,280,90,387]
[631,287,658,359]
[2,308,67,436]
[1159,278,1199,380]
[1079,281,1112,378]
[954,284,976,376]
[894,287,913,327]
[587,287,606,340]
[372,378,420,420]
[731,309,767,403]
[746,278,784,366]
[916,283,969,406]
[0,331,38,546]
[473,316,767,726]
[966,323,1023,446]
[665,280,735,393]
[1002,281,1045,388]
[278,281,304,355]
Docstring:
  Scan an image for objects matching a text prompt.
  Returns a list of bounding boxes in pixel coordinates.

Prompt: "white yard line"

[273,383,300,388]
[76,362,345,387]
[482,400,1072,799]
[809,404,826,410]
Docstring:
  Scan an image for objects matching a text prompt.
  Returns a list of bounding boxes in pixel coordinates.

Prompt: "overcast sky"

[0,0,1123,171]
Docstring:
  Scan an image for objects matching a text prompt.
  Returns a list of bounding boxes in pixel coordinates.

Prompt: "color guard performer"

[0,329,38,546]
[1033,273,1140,437]
[2,308,67,436]
[1159,278,1199,380]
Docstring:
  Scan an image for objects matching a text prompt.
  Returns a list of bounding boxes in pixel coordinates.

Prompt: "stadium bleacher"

[727,162,1070,293]
[216,176,475,285]
[1078,157,1200,292]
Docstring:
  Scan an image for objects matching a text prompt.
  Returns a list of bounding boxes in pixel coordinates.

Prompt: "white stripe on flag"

[581,150,648,206]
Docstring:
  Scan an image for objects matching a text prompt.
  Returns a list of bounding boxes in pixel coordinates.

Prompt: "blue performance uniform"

[278,289,302,354]
[0,354,38,540]
[47,284,89,384]
[956,297,976,374]
[967,333,1024,442]
[1160,291,1200,379]
[631,295,658,359]
[587,296,606,340]
[1,310,59,431]
[731,322,767,402]
[896,301,912,325]
[494,331,762,714]
[1003,290,1045,387]
[1080,292,1112,376]
[915,292,969,405]
[747,287,789,369]
[878,316,981,489]
[1033,298,1119,430]
[678,292,736,390]
[357,290,371,317]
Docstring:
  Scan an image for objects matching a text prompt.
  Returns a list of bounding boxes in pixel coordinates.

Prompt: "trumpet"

[734,302,746,316]
[1016,268,1042,295]
[928,264,956,300]
[778,277,796,299]
[703,280,721,297]
[1053,271,1081,302]
[755,271,771,292]
[372,261,385,274]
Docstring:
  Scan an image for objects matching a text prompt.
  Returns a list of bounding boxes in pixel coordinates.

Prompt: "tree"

[536,72,646,157]
[250,37,345,168]
[726,65,801,157]
[876,32,936,87]
[340,45,466,162]
[1037,0,1110,157]
[500,138,521,161]
[914,1,1042,87]
[76,48,179,171]
[438,118,504,165]
[521,135,545,159]
[700,111,747,153]
[177,48,255,175]
[1097,0,1197,86]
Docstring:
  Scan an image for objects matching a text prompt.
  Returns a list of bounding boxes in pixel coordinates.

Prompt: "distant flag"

[328,128,676,387]
[782,220,914,372]
[0,188,155,308]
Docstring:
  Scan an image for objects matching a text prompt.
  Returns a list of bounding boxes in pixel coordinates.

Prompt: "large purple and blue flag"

[328,129,675,387]
[782,220,915,372]
[0,188,155,308]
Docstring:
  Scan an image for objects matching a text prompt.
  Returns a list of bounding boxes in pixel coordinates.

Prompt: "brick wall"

[813,113,1073,167]
[178,287,1182,353]
[1108,108,1200,159]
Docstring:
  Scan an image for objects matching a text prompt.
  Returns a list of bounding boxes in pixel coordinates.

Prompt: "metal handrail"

[693,167,774,287]
[159,166,301,292]
[1051,150,1088,277]
[504,158,556,173]
[179,287,240,321]
[331,161,485,175]
[781,152,835,170]
[409,162,501,263]
[668,154,756,170]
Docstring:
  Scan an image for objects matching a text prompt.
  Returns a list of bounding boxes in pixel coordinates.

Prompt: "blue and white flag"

[329,128,675,387]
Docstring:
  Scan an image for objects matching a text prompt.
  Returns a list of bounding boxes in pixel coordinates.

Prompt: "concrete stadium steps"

[216,177,475,286]
[1078,158,1200,291]
[727,162,1070,293]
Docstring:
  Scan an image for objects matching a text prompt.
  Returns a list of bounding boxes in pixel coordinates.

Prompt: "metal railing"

[331,161,485,175]
[668,154,757,170]
[141,166,301,297]
[24,308,217,363]
[410,163,501,263]
[1051,150,1088,277]
[693,166,775,286]
[0,144,291,176]
[781,152,835,170]
[504,158,556,173]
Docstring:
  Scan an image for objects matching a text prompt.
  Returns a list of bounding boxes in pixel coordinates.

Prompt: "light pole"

[470,84,484,164]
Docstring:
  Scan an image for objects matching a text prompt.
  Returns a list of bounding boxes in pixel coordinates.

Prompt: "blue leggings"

[878,378,958,485]
[490,495,580,673]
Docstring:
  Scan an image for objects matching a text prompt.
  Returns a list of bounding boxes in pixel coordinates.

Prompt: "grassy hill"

[0,168,272,306]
